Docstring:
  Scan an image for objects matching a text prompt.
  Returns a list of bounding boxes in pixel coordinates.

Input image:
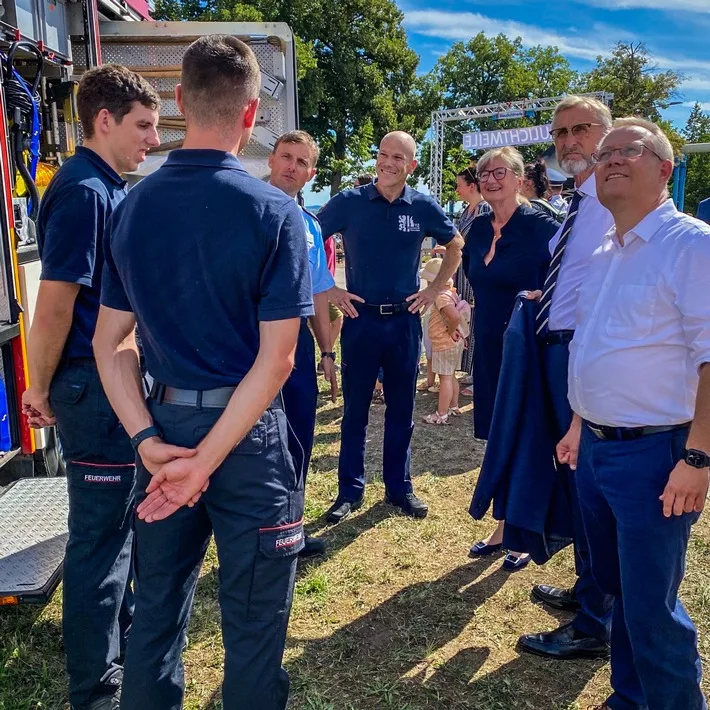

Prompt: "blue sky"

[305,0,710,205]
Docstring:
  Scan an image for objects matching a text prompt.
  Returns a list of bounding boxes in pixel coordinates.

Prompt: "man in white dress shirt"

[562,118,709,710]
[519,95,614,660]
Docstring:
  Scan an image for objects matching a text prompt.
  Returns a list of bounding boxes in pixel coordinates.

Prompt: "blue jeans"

[50,360,136,709]
[542,341,612,641]
[338,308,421,501]
[120,396,303,710]
[576,424,706,710]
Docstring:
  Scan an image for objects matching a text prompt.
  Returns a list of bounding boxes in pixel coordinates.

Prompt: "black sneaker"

[386,492,429,519]
[326,496,364,523]
[298,536,327,558]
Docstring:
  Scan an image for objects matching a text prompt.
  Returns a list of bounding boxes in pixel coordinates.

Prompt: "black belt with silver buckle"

[585,421,690,442]
[145,374,283,411]
[542,329,575,346]
[362,302,410,315]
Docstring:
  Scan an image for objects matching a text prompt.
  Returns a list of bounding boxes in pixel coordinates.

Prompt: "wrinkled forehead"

[599,125,649,149]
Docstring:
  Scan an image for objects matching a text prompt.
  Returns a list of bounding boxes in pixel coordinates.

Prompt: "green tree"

[578,42,682,120]
[681,103,710,215]
[155,0,430,196]
[417,33,576,203]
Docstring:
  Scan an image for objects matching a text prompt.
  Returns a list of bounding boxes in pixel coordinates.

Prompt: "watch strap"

[321,352,336,360]
[131,425,162,451]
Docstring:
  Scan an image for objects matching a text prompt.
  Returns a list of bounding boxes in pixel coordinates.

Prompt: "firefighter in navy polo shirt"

[92,36,312,710]
[268,129,337,558]
[22,66,160,710]
[319,131,464,523]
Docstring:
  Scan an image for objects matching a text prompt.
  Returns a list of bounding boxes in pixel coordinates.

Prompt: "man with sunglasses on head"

[518,95,615,660]
[563,118,709,710]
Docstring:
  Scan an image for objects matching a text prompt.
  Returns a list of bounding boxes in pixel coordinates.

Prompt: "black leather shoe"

[532,584,581,612]
[386,492,429,519]
[298,536,326,558]
[326,497,364,523]
[518,622,610,659]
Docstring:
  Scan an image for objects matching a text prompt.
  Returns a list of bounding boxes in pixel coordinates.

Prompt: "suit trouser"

[337,307,421,501]
[542,340,613,642]
[50,360,136,709]
[282,319,318,484]
[120,397,304,710]
[576,424,705,710]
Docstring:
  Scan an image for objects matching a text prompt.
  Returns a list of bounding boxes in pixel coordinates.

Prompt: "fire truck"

[0,1,299,605]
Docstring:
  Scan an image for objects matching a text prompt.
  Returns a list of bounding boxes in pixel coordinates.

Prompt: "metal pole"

[430,112,444,205]
[672,160,681,208]
[677,156,688,212]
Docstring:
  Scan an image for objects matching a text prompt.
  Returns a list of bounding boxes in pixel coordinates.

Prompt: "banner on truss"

[462,124,552,150]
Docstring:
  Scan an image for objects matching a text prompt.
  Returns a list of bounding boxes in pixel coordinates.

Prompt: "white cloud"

[404,10,610,62]
[584,0,709,11]
[404,9,710,80]
[682,101,710,110]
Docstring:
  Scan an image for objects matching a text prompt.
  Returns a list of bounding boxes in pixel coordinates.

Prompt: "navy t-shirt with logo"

[318,182,457,304]
[37,146,127,359]
[101,149,313,391]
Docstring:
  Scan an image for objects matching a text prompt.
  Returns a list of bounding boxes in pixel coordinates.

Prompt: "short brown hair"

[273,130,320,167]
[181,35,261,129]
[77,65,159,139]
[354,174,374,186]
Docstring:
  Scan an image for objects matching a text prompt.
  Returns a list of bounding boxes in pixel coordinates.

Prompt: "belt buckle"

[588,424,606,440]
[379,304,394,315]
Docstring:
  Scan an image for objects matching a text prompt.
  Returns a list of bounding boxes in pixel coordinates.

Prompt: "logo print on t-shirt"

[398,215,420,233]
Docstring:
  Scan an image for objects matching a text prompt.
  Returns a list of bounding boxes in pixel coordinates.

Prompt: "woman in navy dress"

[462,147,558,571]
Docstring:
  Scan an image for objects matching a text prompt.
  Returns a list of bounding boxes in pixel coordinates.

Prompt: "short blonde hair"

[477,146,525,178]
[476,147,527,204]
[553,95,612,131]
[610,117,674,161]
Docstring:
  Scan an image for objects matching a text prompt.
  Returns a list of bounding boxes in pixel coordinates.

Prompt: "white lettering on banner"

[462,124,552,150]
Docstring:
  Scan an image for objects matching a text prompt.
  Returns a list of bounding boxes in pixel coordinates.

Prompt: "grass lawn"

[2,371,709,709]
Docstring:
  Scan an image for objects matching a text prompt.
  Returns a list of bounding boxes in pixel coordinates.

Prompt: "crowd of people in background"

[18,32,710,710]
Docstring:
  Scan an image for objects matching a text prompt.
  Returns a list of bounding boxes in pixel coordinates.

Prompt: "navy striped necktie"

[536,189,583,336]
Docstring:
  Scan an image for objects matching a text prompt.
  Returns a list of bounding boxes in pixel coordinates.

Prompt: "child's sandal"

[448,407,462,417]
[422,411,449,425]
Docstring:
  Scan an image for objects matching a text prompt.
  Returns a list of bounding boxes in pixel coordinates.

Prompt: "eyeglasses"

[478,167,509,182]
[593,142,663,164]
[549,123,603,141]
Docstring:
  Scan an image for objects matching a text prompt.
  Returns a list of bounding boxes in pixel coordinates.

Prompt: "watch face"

[686,449,709,468]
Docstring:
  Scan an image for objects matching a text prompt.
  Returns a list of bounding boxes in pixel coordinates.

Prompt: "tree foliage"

[682,103,710,215]
[155,0,430,196]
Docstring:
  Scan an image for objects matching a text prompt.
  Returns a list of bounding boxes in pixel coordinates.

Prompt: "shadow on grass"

[281,560,603,710]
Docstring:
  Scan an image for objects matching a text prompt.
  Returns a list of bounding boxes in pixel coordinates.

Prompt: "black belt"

[542,329,575,346]
[361,302,410,315]
[585,421,690,442]
[145,374,283,411]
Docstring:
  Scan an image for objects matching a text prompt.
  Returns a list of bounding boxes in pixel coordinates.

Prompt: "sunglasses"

[549,122,603,141]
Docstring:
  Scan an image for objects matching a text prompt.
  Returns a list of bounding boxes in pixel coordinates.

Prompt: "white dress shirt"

[547,174,615,331]
[568,199,710,427]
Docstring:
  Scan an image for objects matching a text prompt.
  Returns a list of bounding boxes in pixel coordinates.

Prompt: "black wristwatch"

[131,425,162,451]
[321,352,336,361]
[683,448,710,469]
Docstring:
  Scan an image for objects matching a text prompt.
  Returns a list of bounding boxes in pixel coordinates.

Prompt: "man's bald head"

[376,131,418,193]
[380,131,417,161]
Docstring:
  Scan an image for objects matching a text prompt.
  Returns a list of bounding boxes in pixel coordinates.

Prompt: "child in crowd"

[420,259,468,425]
[417,275,437,393]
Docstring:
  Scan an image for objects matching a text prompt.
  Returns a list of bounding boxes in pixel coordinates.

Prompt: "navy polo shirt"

[318,182,457,304]
[101,149,314,390]
[37,146,127,359]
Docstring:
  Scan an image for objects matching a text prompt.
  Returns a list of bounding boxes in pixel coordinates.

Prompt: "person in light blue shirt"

[269,130,336,557]
[697,196,710,225]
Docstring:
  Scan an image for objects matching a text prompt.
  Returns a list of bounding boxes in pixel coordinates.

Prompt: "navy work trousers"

[576,424,706,710]
[338,307,421,502]
[120,396,304,710]
[50,360,136,709]
[282,320,317,483]
[542,340,612,642]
